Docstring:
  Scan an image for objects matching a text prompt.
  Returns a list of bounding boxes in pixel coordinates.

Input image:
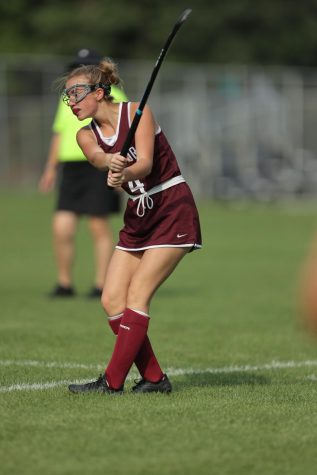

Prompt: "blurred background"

[2,0,317,201]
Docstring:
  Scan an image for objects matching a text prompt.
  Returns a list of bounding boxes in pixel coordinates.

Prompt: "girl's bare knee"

[101,290,125,316]
[101,291,112,314]
[126,284,151,313]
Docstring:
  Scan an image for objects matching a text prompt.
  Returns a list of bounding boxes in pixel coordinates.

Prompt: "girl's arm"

[108,104,156,187]
[77,127,127,172]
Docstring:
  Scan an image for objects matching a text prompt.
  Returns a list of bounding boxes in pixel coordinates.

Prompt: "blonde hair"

[57,57,123,102]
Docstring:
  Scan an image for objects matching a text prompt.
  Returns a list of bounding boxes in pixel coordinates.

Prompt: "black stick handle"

[120,8,192,158]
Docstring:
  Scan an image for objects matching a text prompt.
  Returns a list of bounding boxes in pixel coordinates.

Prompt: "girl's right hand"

[107,170,125,188]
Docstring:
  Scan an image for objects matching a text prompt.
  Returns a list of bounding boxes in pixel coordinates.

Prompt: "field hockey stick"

[120,8,192,158]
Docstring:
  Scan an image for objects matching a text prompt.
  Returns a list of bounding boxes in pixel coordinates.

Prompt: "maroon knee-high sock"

[105,308,149,389]
[108,313,124,334]
[134,337,164,382]
[108,312,164,383]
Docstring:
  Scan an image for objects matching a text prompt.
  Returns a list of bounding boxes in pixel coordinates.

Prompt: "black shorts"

[56,161,120,216]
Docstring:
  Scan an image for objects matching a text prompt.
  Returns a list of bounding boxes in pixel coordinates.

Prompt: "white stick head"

[178,8,192,25]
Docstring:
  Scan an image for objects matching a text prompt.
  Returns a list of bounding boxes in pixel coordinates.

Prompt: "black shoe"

[68,374,123,394]
[86,287,103,298]
[132,374,172,394]
[49,284,76,298]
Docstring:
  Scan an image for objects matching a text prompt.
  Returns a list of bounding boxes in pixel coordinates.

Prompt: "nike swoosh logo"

[177,233,187,238]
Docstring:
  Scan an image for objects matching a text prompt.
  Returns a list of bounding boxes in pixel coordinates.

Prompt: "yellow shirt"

[52,85,128,162]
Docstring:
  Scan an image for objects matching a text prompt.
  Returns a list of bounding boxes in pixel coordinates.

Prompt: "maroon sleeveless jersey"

[90,102,202,251]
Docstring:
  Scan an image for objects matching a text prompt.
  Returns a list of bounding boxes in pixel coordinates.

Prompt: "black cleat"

[132,374,172,394]
[86,287,103,299]
[49,284,76,298]
[68,374,123,394]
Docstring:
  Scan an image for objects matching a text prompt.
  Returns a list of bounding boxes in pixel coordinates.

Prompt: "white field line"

[0,379,90,393]
[1,359,317,393]
[306,374,317,381]
[0,360,104,370]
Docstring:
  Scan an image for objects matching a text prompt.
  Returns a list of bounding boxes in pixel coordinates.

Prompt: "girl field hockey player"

[62,58,202,394]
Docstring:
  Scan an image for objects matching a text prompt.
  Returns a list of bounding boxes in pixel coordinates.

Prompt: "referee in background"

[38,48,127,298]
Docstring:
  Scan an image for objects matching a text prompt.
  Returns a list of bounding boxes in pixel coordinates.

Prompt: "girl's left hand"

[107,170,125,188]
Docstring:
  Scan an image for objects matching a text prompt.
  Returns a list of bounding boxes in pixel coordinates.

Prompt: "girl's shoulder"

[76,123,94,143]
[77,124,92,135]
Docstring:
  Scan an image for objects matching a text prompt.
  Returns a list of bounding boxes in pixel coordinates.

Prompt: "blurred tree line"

[1,0,317,66]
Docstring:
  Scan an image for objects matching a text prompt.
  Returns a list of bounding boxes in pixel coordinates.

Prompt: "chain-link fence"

[1,53,317,200]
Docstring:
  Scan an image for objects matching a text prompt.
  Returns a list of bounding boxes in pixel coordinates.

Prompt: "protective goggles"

[62,82,111,106]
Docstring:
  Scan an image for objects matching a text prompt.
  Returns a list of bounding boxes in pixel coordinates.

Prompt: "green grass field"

[2,190,317,475]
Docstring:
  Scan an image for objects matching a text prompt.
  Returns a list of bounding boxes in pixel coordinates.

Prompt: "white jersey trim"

[116,244,202,251]
[91,102,123,146]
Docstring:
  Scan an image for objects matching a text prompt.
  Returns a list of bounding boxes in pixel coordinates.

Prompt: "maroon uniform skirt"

[116,182,202,252]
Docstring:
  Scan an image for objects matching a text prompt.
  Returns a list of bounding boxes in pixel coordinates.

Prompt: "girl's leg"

[108,311,164,383]
[125,247,188,313]
[102,247,188,315]
[69,249,139,394]
[101,248,142,315]
[105,247,188,389]
[69,248,188,392]
[103,249,164,383]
